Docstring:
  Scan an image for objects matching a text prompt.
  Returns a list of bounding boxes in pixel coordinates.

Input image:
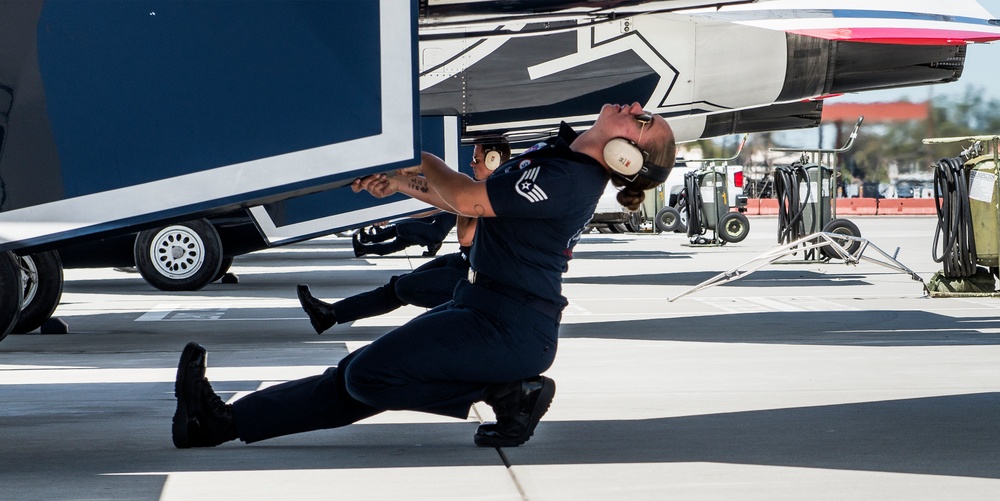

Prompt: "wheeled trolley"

[655,134,750,245]
[770,117,864,261]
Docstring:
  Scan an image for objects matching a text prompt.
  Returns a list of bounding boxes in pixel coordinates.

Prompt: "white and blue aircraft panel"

[249,116,465,247]
[0,0,419,252]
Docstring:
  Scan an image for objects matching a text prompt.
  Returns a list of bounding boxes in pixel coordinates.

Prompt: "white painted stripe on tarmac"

[135,303,180,321]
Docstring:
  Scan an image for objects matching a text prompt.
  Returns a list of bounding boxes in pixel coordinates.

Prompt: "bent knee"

[343,363,402,409]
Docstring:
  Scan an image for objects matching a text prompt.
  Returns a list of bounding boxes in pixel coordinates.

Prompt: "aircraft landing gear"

[0,251,24,342]
[134,219,224,291]
[13,251,64,334]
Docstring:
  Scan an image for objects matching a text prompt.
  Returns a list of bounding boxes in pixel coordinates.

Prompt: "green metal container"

[966,155,1000,267]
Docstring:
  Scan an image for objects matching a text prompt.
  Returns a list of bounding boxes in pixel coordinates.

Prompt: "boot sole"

[474,377,555,448]
[172,342,206,449]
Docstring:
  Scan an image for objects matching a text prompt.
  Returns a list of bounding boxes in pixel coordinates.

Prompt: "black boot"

[352,232,368,258]
[368,225,397,243]
[474,376,555,447]
[172,342,238,448]
[422,242,443,257]
[297,284,337,334]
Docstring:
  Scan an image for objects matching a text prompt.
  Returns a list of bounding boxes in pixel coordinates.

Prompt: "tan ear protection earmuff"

[603,138,645,177]
[484,148,502,171]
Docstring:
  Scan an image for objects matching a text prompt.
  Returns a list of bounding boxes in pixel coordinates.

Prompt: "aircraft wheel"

[135,219,223,291]
[719,212,750,243]
[0,251,24,342]
[820,218,862,260]
[654,206,682,233]
[12,251,63,334]
[213,256,234,282]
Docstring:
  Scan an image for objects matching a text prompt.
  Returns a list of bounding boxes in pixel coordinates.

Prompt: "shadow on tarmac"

[560,311,1000,346]
[516,392,1000,478]
[570,250,694,260]
[30,390,993,481]
[564,269,871,287]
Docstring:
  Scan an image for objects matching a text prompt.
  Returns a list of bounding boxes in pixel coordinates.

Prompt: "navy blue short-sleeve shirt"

[469,123,610,307]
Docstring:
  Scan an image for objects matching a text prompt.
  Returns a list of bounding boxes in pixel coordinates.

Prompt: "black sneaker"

[474,376,555,447]
[172,342,238,448]
[297,284,337,334]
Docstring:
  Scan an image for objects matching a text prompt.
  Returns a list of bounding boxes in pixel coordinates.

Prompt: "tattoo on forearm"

[474,204,486,216]
[407,177,429,194]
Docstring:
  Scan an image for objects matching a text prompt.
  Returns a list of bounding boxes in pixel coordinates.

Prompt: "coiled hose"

[773,163,812,245]
[932,156,977,277]
[684,170,703,238]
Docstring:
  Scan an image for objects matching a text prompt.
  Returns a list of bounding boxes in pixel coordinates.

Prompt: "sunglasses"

[633,111,652,148]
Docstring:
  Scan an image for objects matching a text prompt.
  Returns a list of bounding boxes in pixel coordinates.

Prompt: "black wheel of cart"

[624,209,644,232]
[820,218,862,259]
[654,206,682,233]
[719,212,750,243]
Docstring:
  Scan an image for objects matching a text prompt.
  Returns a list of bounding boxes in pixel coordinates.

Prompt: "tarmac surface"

[2,215,999,500]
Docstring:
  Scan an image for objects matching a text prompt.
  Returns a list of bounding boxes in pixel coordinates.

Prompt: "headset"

[483,145,503,171]
[602,112,670,184]
[603,138,671,184]
[603,138,646,177]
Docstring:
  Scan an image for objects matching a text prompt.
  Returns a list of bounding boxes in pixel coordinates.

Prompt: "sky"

[769,1,1000,150]
[831,0,1000,104]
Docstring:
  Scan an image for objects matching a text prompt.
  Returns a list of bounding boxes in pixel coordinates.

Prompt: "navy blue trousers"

[232,280,559,443]
[394,213,456,246]
[334,252,469,324]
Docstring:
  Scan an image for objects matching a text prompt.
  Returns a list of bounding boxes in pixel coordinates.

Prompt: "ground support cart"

[655,135,750,246]
[770,117,864,261]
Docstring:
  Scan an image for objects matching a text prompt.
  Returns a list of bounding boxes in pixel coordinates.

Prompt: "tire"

[134,219,224,291]
[676,200,689,233]
[654,207,682,233]
[624,210,644,233]
[609,223,627,233]
[12,251,63,334]
[719,212,750,243]
[0,251,23,342]
[213,256,234,282]
[820,218,862,259]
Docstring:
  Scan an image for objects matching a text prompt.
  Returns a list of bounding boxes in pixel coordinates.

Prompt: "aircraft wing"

[0,0,420,252]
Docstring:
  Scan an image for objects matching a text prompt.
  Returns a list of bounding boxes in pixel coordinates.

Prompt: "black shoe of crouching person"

[296,285,337,334]
[474,376,555,447]
[352,232,369,258]
[422,242,443,257]
[172,342,238,448]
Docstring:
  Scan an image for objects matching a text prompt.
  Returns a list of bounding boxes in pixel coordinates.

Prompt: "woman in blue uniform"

[296,139,511,333]
[172,102,675,449]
